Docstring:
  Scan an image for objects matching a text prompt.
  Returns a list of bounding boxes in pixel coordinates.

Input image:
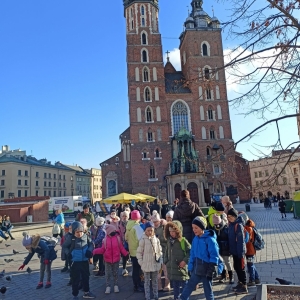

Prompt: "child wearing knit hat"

[19,232,57,290]
[93,224,128,294]
[212,214,234,284]
[136,222,162,300]
[227,208,248,294]
[119,211,130,276]
[60,222,73,273]
[179,216,219,300]
[93,216,106,277]
[166,210,174,222]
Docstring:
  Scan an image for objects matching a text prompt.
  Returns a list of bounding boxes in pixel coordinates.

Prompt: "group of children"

[15,199,262,300]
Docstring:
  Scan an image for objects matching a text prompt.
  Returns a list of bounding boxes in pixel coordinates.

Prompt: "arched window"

[219,126,224,139]
[146,107,152,122]
[204,68,210,80]
[153,67,157,81]
[135,67,139,81]
[156,106,161,121]
[144,87,151,101]
[155,148,160,158]
[217,105,222,119]
[141,5,145,15]
[208,106,213,120]
[210,127,216,139]
[172,101,189,134]
[136,87,140,101]
[206,89,212,100]
[137,107,141,122]
[200,106,205,120]
[202,43,208,56]
[142,149,147,159]
[143,67,149,82]
[157,128,162,141]
[142,50,148,62]
[147,128,153,141]
[142,18,145,26]
[139,129,143,141]
[202,127,207,139]
[150,165,155,178]
[142,32,147,45]
[214,165,221,174]
[131,20,134,30]
[206,147,211,156]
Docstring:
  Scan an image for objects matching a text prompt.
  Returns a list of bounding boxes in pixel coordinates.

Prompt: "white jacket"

[136,234,162,273]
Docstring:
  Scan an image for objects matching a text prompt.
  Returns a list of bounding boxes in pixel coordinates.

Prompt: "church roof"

[165,72,191,94]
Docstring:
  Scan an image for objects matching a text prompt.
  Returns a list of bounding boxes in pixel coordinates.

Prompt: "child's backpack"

[252,227,265,250]
[41,236,59,247]
[234,223,249,243]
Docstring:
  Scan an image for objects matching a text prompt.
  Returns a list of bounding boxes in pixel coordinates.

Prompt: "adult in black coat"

[161,199,170,220]
[150,199,161,216]
[173,190,204,243]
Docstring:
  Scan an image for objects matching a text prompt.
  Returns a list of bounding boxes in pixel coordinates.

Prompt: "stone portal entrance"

[187,182,199,204]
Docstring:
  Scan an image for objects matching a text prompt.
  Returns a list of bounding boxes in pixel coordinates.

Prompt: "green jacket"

[76,212,95,228]
[125,220,144,257]
[164,221,191,281]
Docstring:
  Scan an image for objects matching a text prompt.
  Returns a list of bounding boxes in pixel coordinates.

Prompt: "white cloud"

[163,48,181,71]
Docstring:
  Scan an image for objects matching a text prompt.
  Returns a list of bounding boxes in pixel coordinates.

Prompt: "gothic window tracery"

[172,101,189,134]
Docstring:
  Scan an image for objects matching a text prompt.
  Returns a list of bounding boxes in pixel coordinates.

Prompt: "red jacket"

[93,235,128,264]
[245,220,256,256]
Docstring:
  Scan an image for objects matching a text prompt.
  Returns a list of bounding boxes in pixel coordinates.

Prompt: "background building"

[0,146,76,202]
[249,148,300,199]
[85,168,102,204]
[100,0,238,205]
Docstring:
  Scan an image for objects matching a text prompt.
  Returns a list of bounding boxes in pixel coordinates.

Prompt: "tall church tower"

[123,0,170,197]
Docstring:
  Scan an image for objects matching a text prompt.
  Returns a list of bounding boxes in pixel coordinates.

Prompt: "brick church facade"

[100,0,238,205]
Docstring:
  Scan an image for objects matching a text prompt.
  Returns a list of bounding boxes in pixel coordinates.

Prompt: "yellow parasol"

[135,193,156,202]
[102,193,146,204]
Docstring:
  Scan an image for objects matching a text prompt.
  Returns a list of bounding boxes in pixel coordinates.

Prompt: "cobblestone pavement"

[0,203,299,300]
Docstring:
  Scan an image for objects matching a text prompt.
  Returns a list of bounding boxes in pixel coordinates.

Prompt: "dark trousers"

[93,254,104,272]
[122,255,129,269]
[232,255,246,285]
[70,261,90,296]
[131,256,141,288]
[171,280,186,300]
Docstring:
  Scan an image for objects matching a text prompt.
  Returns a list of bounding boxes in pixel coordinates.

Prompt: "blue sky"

[0,0,298,168]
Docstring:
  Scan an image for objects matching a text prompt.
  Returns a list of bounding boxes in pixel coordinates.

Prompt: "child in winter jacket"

[164,221,191,300]
[18,232,57,289]
[93,216,106,277]
[119,211,130,276]
[212,214,234,284]
[244,219,261,286]
[93,224,128,294]
[179,216,219,300]
[151,210,170,291]
[60,222,72,273]
[136,222,162,300]
[227,208,248,295]
[62,221,95,299]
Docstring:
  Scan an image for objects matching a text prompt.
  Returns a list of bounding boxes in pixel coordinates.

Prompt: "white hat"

[166,210,174,219]
[95,216,105,226]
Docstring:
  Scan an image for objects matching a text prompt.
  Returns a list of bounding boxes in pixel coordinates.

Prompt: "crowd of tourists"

[14,191,264,300]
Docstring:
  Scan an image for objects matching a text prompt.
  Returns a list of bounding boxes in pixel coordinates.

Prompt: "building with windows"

[0,146,76,201]
[100,0,238,205]
[84,168,102,204]
[249,148,300,199]
[58,163,92,200]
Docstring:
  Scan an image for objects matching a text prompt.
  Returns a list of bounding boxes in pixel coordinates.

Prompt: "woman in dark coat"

[173,190,204,243]
[278,199,287,218]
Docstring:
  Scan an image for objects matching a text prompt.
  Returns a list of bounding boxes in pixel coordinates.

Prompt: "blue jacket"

[62,233,94,262]
[55,213,65,225]
[228,216,246,258]
[24,237,57,265]
[93,226,106,248]
[188,230,219,272]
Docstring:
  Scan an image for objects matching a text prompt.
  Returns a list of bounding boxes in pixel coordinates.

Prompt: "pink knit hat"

[212,214,222,225]
[106,224,116,236]
[151,210,161,222]
[131,210,141,221]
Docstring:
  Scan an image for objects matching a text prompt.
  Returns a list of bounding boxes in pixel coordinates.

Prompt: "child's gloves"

[85,250,93,258]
